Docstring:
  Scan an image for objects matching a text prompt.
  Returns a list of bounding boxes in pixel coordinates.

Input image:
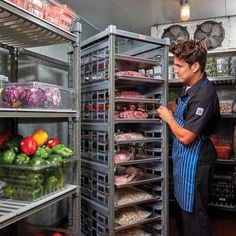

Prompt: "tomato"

[32,232,46,236]
[51,232,62,236]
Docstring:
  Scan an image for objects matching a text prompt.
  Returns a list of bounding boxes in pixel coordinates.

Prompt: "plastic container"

[219,100,233,114]
[43,0,77,31]
[4,0,77,31]
[0,159,73,201]
[7,0,26,9]
[1,82,75,110]
[215,143,231,159]
[26,0,44,18]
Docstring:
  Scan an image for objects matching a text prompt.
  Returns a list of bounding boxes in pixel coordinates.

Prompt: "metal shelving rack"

[0,1,81,234]
[80,25,169,235]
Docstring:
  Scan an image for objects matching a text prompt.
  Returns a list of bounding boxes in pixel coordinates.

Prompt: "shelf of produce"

[169,76,235,86]
[0,185,77,229]
[0,1,77,48]
[0,109,78,118]
[114,213,161,232]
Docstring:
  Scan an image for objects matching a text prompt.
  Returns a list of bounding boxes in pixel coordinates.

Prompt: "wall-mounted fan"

[194,20,225,50]
[161,24,190,50]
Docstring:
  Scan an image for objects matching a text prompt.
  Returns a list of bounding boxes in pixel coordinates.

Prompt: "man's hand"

[156,105,197,145]
[156,105,174,125]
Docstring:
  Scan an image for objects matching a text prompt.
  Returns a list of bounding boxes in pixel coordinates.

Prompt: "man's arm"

[157,105,197,145]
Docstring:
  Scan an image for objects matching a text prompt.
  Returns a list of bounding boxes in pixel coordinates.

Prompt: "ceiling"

[60,0,236,39]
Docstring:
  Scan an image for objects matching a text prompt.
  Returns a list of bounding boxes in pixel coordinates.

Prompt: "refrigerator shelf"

[0,185,77,229]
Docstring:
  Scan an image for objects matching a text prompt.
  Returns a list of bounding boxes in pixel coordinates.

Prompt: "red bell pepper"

[20,137,37,156]
[46,137,60,148]
[0,133,10,149]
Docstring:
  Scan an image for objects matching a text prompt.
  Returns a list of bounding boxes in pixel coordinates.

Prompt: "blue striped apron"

[172,81,207,212]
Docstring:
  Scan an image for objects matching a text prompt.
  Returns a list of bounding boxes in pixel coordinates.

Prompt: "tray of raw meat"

[114,132,162,144]
[115,90,159,104]
[114,149,161,165]
[114,166,162,188]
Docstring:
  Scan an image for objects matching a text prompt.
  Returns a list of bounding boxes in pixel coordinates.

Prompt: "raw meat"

[114,132,144,142]
[115,166,142,185]
[115,188,153,206]
[115,71,150,78]
[115,206,151,226]
[115,227,147,236]
[115,110,148,119]
[114,150,134,163]
[115,90,145,99]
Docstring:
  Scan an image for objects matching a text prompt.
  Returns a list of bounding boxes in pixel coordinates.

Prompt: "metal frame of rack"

[0,1,81,234]
[81,25,169,235]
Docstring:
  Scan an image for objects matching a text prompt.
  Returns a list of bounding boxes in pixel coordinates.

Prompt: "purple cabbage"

[1,85,26,108]
[20,87,46,108]
[42,87,61,108]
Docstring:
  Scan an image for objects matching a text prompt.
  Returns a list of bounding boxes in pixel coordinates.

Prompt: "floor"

[169,211,236,236]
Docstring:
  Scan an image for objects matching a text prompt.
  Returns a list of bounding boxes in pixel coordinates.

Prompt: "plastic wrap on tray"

[115,227,149,236]
[115,188,153,206]
[0,159,72,201]
[1,82,75,110]
[115,206,151,226]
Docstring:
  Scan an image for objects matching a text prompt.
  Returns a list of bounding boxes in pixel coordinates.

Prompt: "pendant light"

[180,0,190,21]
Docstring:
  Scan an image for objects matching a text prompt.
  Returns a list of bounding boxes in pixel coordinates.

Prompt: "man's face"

[173,57,194,85]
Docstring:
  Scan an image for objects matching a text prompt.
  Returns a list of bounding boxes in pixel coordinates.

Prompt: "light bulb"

[180,3,190,21]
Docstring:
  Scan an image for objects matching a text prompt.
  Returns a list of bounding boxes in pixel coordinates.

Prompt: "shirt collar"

[180,73,207,98]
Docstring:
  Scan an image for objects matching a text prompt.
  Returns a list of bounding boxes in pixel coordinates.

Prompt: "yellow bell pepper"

[32,130,48,147]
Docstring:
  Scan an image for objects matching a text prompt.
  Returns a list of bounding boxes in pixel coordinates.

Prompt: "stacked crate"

[81,25,169,236]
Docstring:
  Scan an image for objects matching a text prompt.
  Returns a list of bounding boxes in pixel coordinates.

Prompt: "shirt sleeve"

[183,97,215,135]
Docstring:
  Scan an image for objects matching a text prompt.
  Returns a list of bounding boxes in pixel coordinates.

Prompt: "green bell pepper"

[29,157,45,167]
[3,140,20,153]
[27,173,44,188]
[0,150,16,165]
[45,176,58,192]
[52,144,73,158]
[47,154,63,165]
[54,167,64,178]
[4,186,14,198]
[14,153,30,166]
[33,145,52,159]
[56,176,65,190]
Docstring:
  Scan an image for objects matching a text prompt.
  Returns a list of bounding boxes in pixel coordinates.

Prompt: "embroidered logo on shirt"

[196,107,204,116]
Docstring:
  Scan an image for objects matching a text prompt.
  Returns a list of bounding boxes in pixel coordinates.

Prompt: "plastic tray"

[0,81,75,110]
[0,158,75,201]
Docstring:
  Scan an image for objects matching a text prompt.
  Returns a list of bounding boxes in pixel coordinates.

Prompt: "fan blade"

[200,23,213,33]
[195,31,207,41]
[211,24,224,37]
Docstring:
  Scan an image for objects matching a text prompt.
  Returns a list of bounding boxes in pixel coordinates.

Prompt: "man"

[157,40,220,236]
